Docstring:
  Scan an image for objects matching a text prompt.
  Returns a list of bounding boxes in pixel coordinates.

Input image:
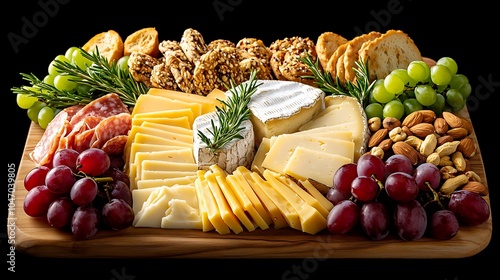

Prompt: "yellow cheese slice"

[161,199,202,229]
[251,137,270,175]
[196,170,231,234]
[141,170,198,180]
[133,186,170,228]
[129,126,193,145]
[299,179,334,213]
[204,170,244,234]
[139,122,193,136]
[133,108,194,126]
[141,160,197,172]
[131,94,202,118]
[262,170,327,234]
[131,116,191,129]
[284,147,352,187]
[136,177,196,189]
[133,133,192,147]
[194,171,215,232]
[147,88,223,114]
[132,187,159,214]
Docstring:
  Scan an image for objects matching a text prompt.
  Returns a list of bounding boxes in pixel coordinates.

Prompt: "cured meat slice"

[101,135,128,156]
[69,93,129,126]
[30,110,71,167]
[90,113,132,149]
[73,129,95,153]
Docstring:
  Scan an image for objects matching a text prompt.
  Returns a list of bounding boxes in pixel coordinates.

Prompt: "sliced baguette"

[315,32,348,70]
[124,27,160,57]
[325,43,347,79]
[358,29,422,82]
[343,31,382,83]
[82,30,124,63]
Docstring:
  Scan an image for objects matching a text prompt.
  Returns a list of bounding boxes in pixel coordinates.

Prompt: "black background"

[3,0,498,279]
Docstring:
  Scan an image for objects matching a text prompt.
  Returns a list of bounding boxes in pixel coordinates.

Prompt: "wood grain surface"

[13,108,492,259]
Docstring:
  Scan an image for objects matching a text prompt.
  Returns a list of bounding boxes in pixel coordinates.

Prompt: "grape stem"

[423,181,446,209]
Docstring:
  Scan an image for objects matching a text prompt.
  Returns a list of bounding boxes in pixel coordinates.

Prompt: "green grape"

[43,74,55,86]
[458,83,472,99]
[27,101,47,123]
[16,94,38,109]
[48,54,70,76]
[445,89,465,112]
[372,82,395,103]
[383,99,405,120]
[65,46,80,61]
[430,65,452,86]
[72,48,93,70]
[116,56,130,74]
[384,73,405,94]
[391,68,416,87]
[407,61,430,83]
[54,74,77,92]
[427,94,445,116]
[449,74,468,89]
[436,57,458,76]
[365,103,384,120]
[414,84,437,106]
[403,98,423,115]
[76,83,92,95]
[38,106,55,129]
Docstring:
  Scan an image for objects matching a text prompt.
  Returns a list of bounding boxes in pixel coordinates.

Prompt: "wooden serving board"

[13,108,492,259]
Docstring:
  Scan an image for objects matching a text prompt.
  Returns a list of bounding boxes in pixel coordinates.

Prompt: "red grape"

[70,177,98,206]
[52,148,80,172]
[71,205,100,239]
[23,185,58,217]
[76,148,110,176]
[448,190,490,226]
[333,163,358,195]
[384,154,413,178]
[429,209,459,240]
[384,172,419,202]
[45,165,76,195]
[326,200,359,234]
[101,198,135,230]
[24,166,50,191]
[413,163,441,191]
[351,175,379,202]
[357,154,385,182]
[109,180,133,207]
[47,197,75,228]
[360,201,390,240]
[393,199,427,241]
[101,168,130,187]
[326,187,351,205]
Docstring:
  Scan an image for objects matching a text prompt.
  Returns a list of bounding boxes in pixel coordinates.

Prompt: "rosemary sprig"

[197,69,261,153]
[299,52,375,107]
[10,47,149,108]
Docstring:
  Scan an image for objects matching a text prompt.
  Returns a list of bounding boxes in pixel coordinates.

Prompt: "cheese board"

[13,106,492,259]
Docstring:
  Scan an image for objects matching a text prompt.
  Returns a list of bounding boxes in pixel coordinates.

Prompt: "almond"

[420,110,436,123]
[401,111,423,128]
[409,123,435,138]
[446,127,468,139]
[459,117,474,134]
[458,137,476,158]
[392,141,419,165]
[442,111,462,128]
[368,128,388,147]
[461,181,489,196]
[437,135,454,147]
[433,117,448,135]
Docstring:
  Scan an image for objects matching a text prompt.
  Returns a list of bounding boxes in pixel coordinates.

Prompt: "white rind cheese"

[247,80,325,146]
[193,111,254,174]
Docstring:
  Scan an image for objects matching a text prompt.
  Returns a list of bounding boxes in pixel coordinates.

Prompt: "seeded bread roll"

[82,30,124,63]
[358,29,422,82]
[315,32,348,70]
[124,27,160,57]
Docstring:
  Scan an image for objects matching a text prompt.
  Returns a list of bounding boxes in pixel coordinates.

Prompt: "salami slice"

[30,110,70,167]
[90,112,132,149]
[69,93,129,126]
[73,128,95,153]
[101,135,128,156]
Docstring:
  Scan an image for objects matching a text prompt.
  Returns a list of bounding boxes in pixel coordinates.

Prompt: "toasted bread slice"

[315,32,348,70]
[124,27,160,57]
[82,30,124,63]
[343,31,382,83]
[325,43,347,79]
[359,30,422,82]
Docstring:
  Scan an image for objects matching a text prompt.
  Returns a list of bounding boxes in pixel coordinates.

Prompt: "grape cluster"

[23,148,134,239]
[326,154,490,241]
[364,57,472,121]
[15,46,130,129]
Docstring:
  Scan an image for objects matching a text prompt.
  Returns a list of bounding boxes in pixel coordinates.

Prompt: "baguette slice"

[358,29,422,82]
[315,32,348,70]
[82,30,124,63]
[343,31,382,84]
[325,43,347,79]
[124,27,160,57]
